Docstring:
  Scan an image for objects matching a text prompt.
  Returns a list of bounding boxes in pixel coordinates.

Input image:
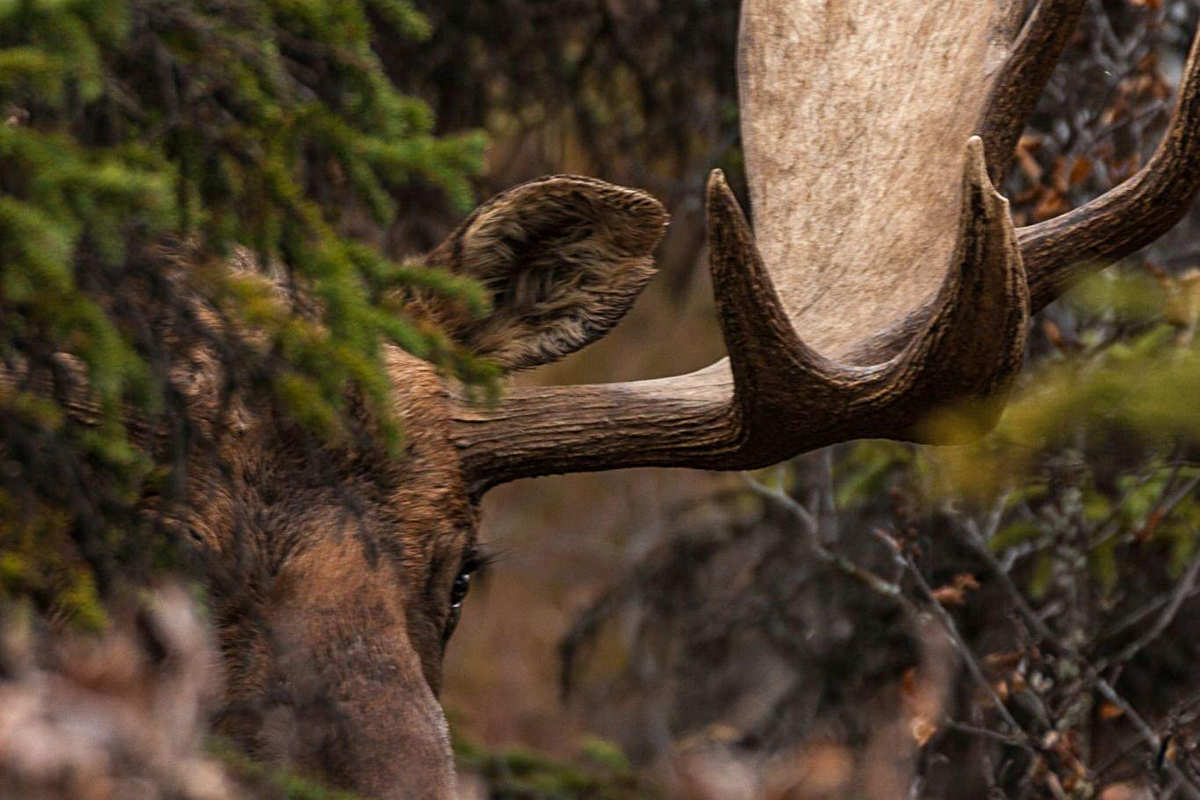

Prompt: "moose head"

[33,2,1200,798]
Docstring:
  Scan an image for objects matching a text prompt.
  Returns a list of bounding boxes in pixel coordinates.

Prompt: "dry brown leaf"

[1016,147,1044,181]
[932,573,980,607]
[1018,132,1043,152]
[984,650,1023,669]
[1068,156,1093,187]
[932,585,965,607]
[953,573,980,591]
[1049,158,1070,194]
[1044,320,1067,352]
[911,717,938,748]
[1032,189,1069,221]
[1101,96,1129,127]
[1136,509,1163,544]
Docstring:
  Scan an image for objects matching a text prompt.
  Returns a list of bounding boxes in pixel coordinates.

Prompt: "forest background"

[4,0,1200,798]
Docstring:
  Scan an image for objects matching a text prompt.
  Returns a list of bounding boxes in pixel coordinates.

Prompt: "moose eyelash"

[462,543,501,575]
[424,542,500,605]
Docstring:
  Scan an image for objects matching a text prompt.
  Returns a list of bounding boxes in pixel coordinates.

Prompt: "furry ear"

[427,176,668,372]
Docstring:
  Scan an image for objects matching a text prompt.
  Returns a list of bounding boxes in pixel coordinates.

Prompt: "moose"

[6,1,1200,798]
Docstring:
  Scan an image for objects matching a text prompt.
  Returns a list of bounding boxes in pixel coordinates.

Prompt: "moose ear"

[427,176,668,372]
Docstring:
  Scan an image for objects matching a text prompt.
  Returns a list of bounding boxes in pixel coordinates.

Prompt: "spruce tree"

[0,0,491,626]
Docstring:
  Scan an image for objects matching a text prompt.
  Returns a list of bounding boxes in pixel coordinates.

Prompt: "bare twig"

[742,473,910,604]
[887,538,1033,747]
[946,720,1029,747]
[1102,583,1200,643]
[958,518,1200,798]
[1097,544,1200,673]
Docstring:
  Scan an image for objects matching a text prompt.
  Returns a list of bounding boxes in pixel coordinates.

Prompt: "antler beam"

[453,139,1027,493]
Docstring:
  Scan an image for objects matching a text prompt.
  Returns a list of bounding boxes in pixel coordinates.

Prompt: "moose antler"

[452,0,1200,495]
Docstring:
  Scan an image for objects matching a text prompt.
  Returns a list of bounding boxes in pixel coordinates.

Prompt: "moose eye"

[450,570,472,608]
[444,552,482,640]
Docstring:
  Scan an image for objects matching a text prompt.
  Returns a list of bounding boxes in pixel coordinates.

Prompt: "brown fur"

[84,177,665,799]
[171,345,472,799]
[426,176,668,371]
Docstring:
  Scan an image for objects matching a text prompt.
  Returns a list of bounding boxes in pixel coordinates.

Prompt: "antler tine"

[705,137,1027,458]
[1018,25,1200,310]
[704,168,841,425]
[979,0,1090,183]
[872,136,1030,439]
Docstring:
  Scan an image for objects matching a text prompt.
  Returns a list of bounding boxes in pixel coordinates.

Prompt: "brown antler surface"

[452,0,1200,495]
[453,140,1027,492]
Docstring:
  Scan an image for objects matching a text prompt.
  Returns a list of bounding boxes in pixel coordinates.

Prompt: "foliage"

[213,739,367,800]
[932,269,1200,497]
[388,0,739,180]
[455,735,656,800]
[0,0,493,616]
